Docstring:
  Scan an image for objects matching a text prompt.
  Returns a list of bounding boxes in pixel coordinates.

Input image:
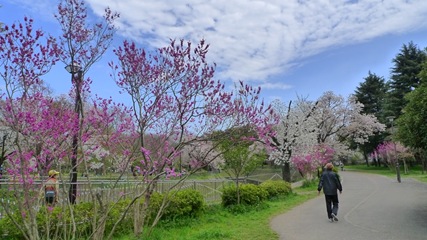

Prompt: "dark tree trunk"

[282,162,291,182]
[364,152,370,167]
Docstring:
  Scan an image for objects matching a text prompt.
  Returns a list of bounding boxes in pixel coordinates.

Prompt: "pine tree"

[355,72,386,118]
[354,72,387,166]
[384,41,426,119]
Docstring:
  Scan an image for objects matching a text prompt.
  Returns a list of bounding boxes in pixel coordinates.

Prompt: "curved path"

[271,171,427,240]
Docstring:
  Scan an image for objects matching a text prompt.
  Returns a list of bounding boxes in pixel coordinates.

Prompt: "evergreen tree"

[354,72,387,165]
[384,41,426,119]
[354,71,387,118]
[396,82,427,172]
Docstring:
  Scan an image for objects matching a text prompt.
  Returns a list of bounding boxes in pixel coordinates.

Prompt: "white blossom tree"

[268,98,318,182]
[269,92,385,182]
[309,92,385,156]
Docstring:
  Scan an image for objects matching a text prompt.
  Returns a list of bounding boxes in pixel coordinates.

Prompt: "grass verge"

[345,164,427,183]
[115,191,317,240]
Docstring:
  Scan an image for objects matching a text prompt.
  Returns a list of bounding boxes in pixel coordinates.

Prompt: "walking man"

[318,163,342,222]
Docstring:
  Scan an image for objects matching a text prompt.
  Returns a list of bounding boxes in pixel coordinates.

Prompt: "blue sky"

[2,0,427,105]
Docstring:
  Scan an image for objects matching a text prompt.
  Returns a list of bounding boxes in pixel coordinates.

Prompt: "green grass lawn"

[345,164,427,183]
[116,189,317,240]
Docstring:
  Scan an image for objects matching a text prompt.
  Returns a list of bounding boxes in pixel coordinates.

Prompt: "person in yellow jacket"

[40,170,60,206]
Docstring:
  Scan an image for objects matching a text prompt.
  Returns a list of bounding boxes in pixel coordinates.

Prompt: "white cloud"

[9,0,427,86]
[259,82,292,90]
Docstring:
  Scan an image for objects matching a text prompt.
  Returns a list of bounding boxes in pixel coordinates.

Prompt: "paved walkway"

[271,171,427,240]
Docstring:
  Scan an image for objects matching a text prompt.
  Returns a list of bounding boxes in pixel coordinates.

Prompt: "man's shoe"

[331,213,339,222]
[329,218,334,223]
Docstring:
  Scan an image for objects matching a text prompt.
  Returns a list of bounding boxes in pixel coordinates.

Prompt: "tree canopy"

[383,41,426,119]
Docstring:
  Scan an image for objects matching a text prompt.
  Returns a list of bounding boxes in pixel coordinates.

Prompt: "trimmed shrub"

[169,188,205,218]
[148,189,205,222]
[260,180,292,198]
[221,184,268,207]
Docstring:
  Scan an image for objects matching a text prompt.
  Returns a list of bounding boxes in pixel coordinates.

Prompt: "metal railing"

[0,178,234,219]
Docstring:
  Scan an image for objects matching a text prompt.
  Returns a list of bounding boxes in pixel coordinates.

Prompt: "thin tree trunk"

[364,152,369,167]
[236,178,240,205]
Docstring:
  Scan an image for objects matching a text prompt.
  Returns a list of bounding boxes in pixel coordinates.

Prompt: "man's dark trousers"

[325,195,339,218]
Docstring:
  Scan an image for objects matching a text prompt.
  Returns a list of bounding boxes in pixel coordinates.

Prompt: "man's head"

[48,170,60,177]
[325,163,334,170]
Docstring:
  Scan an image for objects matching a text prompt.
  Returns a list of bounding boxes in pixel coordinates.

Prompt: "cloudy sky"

[2,0,427,104]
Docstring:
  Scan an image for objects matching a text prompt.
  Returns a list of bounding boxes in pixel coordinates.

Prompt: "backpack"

[45,178,57,198]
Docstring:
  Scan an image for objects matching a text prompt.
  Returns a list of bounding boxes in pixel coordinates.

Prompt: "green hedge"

[259,180,292,199]
[148,189,205,222]
[221,184,269,207]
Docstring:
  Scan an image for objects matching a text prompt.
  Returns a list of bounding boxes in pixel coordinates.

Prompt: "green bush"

[148,189,205,222]
[0,188,205,239]
[39,203,94,239]
[221,184,268,207]
[0,203,94,240]
[169,188,205,218]
[0,210,23,240]
[259,180,292,198]
[301,179,317,188]
[105,198,133,237]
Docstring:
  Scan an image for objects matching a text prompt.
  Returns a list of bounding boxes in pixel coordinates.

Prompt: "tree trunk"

[133,200,142,236]
[403,159,408,174]
[423,157,426,174]
[92,220,106,240]
[414,150,425,174]
[364,152,369,167]
[282,162,291,182]
[236,179,241,205]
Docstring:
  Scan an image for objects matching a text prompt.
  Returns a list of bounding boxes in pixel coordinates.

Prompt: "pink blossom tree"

[55,0,119,205]
[110,39,274,236]
[291,144,335,180]
[373,141,412,173]
[0,15,62,239]
[0,0,120,239]
[0,1,274,239]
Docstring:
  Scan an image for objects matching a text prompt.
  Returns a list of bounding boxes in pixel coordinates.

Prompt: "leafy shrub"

[0,210,23,240]
[301,179,317,188]
[259,180,292,198]
[0,188,205,239]
[221,184,268,207]
[0,203,94,240]
[169,188,205,218]
[148,189,205,222]
[105,198,133,236]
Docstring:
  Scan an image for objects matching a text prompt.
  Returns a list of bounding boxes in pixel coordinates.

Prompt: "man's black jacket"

[317,170,342,195]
